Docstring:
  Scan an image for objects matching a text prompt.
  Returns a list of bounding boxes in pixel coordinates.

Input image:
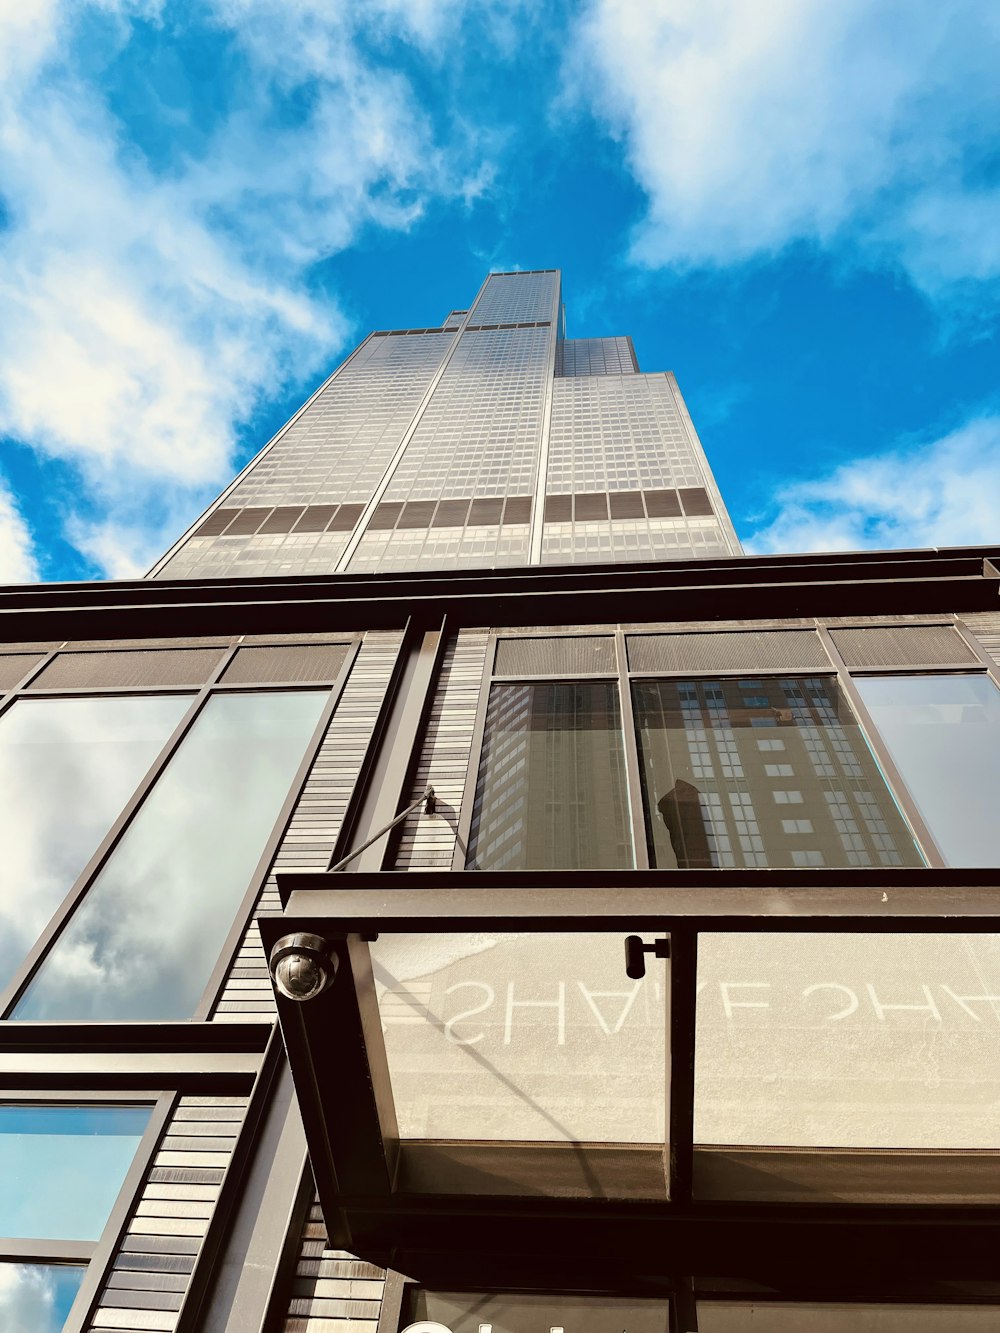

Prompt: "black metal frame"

[453,618,989,875]
[0,550,998,1317]
[0,546,997,642]
[0,637,359,1020]
[0,1087,174,1333]
[263,866,1000,1289]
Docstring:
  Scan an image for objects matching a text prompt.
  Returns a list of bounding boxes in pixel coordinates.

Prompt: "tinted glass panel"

[696,933,1000,1148]
[855,673,1000,865]
[14,691,326,1021]
[633,677,922,869]
[405,1291,670,1333]
[467,682,632,870]
[699,1302,1000,1331]
[0,1263,85,1332]
[371,932,664,1144]
[0,696,190,994]
[0,1104,150,1239]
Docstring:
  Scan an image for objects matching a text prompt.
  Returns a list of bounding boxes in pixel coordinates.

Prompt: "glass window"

[698,1301,1000,1331]
[0,1103,150,1239]
[695,932,1000,1149]
[13,690,327,1021]
[0,695,191,994]
[403,1291,670,1333]
[371,931,663,1144]
[854,673,1000,865]
[467,682,632,870]
[632,677,922,869]
[0,1263,85,1332]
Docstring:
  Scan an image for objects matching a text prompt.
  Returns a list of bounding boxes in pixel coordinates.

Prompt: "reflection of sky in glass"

[0,1263,85,1333]
[856,674,1000,866]
[0,696,190,994]
[14,691,326,1021]
[0,1104,149,1240]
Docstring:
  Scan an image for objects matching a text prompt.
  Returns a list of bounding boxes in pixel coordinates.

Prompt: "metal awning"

[261,868,1000,1291]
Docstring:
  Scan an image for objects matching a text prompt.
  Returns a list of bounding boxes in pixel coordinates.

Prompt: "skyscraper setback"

[151,269,740,579]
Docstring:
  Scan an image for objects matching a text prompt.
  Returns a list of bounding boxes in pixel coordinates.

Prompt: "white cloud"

[0,0,487,578]
[0,1263,59,1333]
[569,0,1000,292]
[0,479,39,583]
[745,417,1000,555]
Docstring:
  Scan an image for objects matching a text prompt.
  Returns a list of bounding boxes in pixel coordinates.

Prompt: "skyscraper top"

[151,270,740,579]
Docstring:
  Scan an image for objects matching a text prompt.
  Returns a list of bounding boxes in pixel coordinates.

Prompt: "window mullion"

[61,1090,177,1333]
[192,639,362,1021]
[0,645,63,722]
[615,627,649,869]
[452,630,496,870]
[815,623,947,869]
[0,644,242,1018]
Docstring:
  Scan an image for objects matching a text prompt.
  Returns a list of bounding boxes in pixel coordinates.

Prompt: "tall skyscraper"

[151,269,740,580]
[2,269,1000,1333]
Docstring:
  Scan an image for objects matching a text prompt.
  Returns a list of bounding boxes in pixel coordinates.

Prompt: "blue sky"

[0,0,998,583]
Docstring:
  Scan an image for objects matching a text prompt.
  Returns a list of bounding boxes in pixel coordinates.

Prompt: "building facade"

[1,272,1000,1333]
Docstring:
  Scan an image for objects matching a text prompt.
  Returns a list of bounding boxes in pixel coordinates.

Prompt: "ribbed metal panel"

[224,506,273,535]
[89,1094,248,1332]
[397,500,437,529]
[220,643,349,684]
[627,630,830,673]
[830,624,976,668]
[212,630,404,1021]
[503,496,532,524]
[575,492,609,520]
[259,505,306,533]
[469,498,503,525]
[394,629,490,870]
[281,1197,385,1330]
[678,486,714,516]
[643,489,681,517]
[494,635,617,676]
[193,508,239,537]
[432,499,471,527]
[294,505,338,533]
[962,613,1000,670]
[328,502,363,532]
[27,648,225,689]
[609,490,644,518]
[0,652,44,688]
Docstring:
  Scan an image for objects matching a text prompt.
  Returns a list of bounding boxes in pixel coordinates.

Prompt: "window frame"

[0,1088,173,1333]
[0,636,360,1021]
[453,621,1000,876]
[265,865,1000,1290]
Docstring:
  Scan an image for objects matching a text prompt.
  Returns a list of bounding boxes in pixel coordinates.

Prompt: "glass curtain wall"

[854,673,1000,865]
[0,1102,152,1332]
[632,676,922,869]
[14,690,327,1021]
[0,695,192,994]
[466,682,632,870]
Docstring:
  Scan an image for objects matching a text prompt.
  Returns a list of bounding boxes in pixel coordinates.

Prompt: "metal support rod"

[328,786,435,873]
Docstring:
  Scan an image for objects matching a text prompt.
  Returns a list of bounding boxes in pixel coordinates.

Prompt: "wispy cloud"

[568,1,1000,296]
[745,416,1000,554]
[0,478,38,583]
[0,0,488,577]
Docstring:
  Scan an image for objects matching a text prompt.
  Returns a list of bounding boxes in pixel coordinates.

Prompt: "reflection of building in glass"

[634,677,922,869]
[3,269,1000,1329]
[469,681,630,870]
